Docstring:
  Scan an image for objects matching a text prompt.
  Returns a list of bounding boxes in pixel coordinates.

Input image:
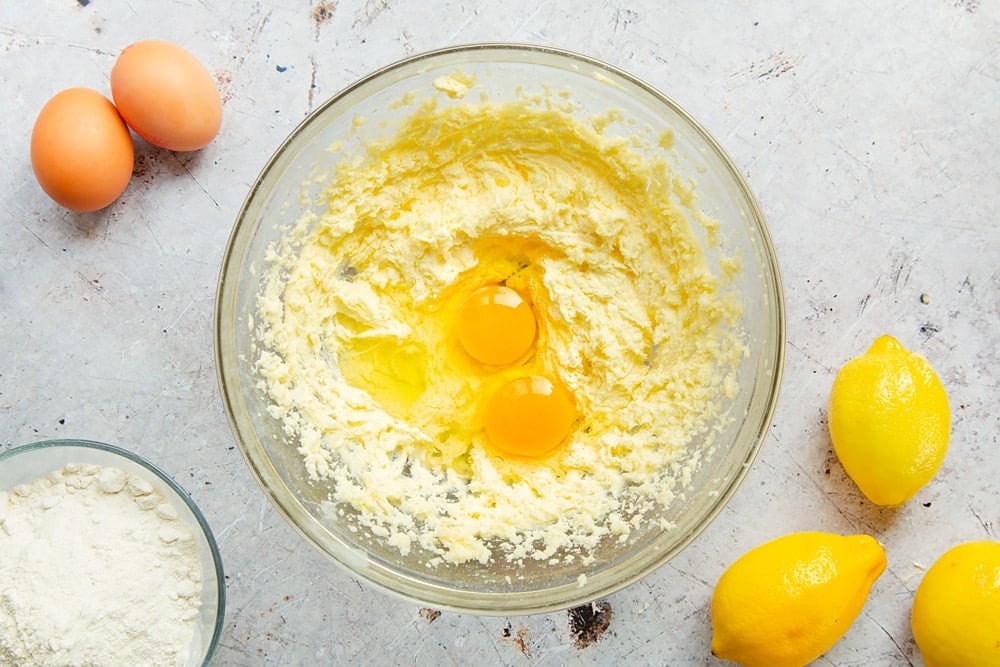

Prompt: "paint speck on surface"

[920,292,931,304]
[215,70,234,104]
[418,607,441,622]
[501,623,531,656]
[276,65,287,73]
[132,152,156,181]
[77,0,91,6]
[312,2,336,25]
[569,601,612,649]
[952,0,979,12]
[919,323,941,338]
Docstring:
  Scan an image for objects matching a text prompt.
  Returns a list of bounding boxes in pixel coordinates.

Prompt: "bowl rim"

[0,438,227,665]
[215,42,786,615]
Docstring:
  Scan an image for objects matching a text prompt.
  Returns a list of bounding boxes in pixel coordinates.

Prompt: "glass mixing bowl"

[0,439,225,665]
[215,44,784,614]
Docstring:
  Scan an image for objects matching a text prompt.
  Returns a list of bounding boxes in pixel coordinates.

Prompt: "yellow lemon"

[710,531,887,667]
[828,334,950,506]
[911,540,1000,667]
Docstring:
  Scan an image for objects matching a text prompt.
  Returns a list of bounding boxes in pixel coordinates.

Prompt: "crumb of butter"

[432,71,476,99]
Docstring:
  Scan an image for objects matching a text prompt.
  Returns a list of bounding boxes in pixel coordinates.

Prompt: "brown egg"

[30,88,135,212]
[111,40,222,152]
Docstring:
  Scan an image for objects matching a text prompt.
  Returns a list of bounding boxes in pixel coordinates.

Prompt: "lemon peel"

[829,334,950,506]
[912,540,1000,667]
[710,531,886,667]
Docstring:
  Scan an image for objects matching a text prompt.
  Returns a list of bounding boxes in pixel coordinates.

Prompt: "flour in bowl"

[0,463,203,666]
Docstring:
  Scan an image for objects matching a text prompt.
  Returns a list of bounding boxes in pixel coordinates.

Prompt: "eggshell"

[111,40,222,152]
[30,88,135,212]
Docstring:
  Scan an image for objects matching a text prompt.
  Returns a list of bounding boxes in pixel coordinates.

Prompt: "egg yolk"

[456,285,536,366]
[484,375,577,457]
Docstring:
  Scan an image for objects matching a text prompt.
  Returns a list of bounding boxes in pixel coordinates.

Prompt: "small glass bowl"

[216,43,784,614]
[0,439,225,666]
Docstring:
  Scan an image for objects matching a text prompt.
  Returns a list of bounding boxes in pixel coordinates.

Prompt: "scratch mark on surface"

[968,503,996,538]
[353,0,394,28]
[0,28,114,56]
[216,512,246,540]
[786,339,834,374]
[379,613,421,655]
[857,293,871,317]
[477,618,508,664]
[233,8,273,75]
[667,561,712,589]
[25,225,50,249]
[511,1,550,37]
[163,295,209,333]
[833,136,870,170]
[889,253,912,292]
[611,7,639,33]
[971,60,999,83]
[172,154,220,209]
[910,125,961,136]
[256,496,270,532]
[75,270,112,306]
[445,9,477,43]
[870,615,915,666]
[141,217,166,257]
[64,42,117,57]
[308,55,318,109]
[790,453,859,532]
[398,28,414,55]
[730,51,801,81]
[874,252,913,297]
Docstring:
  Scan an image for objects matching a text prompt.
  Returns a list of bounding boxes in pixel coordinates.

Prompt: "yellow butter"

[255,80,743,565]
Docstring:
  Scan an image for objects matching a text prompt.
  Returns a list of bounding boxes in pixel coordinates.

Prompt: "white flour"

[0,463,203,666]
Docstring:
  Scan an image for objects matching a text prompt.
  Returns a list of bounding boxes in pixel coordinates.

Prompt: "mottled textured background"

[1,1,997,665]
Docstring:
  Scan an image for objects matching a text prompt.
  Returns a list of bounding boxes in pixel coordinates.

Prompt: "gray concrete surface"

[1,1,997,665]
